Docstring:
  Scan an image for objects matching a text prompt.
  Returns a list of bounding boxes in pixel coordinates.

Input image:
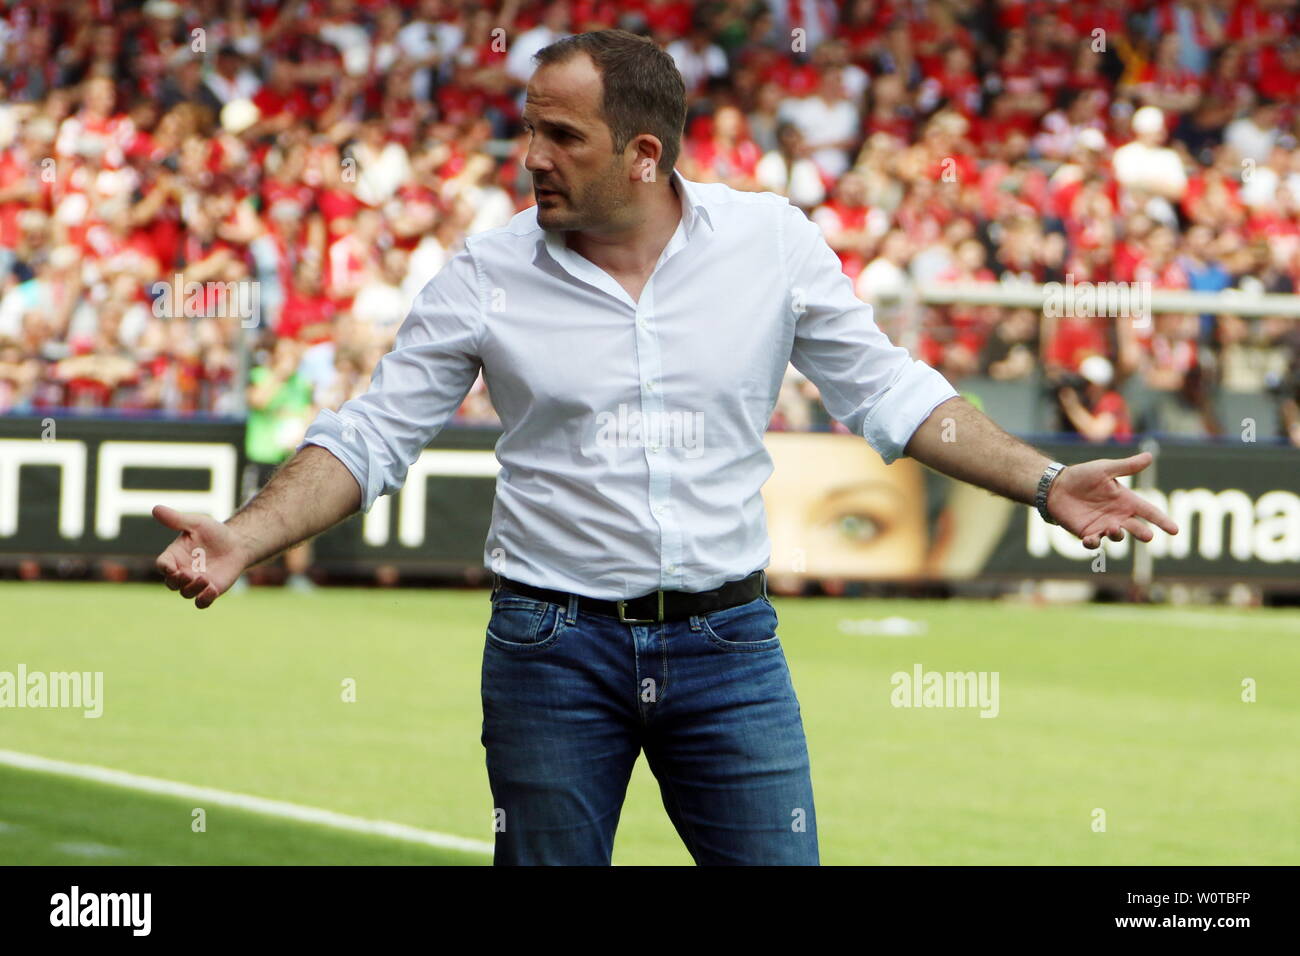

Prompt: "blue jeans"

[480,582,819,865]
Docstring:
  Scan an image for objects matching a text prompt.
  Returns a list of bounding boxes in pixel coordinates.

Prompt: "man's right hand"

[153,504,253,609]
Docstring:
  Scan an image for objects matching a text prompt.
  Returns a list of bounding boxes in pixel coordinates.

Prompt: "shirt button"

[666,564,677,573]
[644,379,655,391]
[637,318,648,330]
[653,504,664,516]
[648,443,660,454]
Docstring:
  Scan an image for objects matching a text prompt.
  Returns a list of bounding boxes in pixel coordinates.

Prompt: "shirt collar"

[670,167,713,238]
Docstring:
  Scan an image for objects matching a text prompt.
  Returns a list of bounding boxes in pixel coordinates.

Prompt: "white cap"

[1078,128,1107,152]
[50,245,80,269]
[1079,354,1114,387]
[143,0,181,18]
[220,99,261,136]
[1132,106,1165,136]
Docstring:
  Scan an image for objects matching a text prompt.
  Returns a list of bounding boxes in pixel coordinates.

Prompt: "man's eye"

[835,513,882,543]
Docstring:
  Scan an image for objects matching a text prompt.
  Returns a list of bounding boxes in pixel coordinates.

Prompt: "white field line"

[0,749,493,857]
[1084,608,1300,631]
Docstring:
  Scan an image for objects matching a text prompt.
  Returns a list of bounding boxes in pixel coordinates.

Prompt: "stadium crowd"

[1,0,1299,455]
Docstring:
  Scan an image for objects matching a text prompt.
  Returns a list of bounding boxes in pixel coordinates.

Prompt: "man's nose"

[523,142,552,174]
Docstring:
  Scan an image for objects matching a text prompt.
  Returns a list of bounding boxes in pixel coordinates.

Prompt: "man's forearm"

[229,444,362,567]
[902,396,1053,505]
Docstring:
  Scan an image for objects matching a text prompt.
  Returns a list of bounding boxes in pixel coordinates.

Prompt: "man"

[153,30,1179,865]
[1112,105,1188,220]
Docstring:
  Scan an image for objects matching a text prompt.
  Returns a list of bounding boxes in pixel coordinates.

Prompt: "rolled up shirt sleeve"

[299,248,484,512]
[782,202,958,464]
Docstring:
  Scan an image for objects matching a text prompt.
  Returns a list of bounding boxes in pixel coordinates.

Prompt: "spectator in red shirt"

[1128,34,1204,118]
[52,327,139,411]
[1044,309,1112,375]
[251,61,312,136]
[55,76,135,171]
[1064,44,1111,101]
[863,72,915,143]
[278,260,336,344]
[918,45,982,118]
[683,105,762,191]
[1257,38,1300,101]
[811,170,879,277]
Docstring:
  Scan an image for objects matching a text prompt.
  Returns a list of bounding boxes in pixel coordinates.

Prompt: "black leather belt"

[492,570,766,624]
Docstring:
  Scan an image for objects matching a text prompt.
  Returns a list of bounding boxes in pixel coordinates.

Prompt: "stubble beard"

[537,157,628,233]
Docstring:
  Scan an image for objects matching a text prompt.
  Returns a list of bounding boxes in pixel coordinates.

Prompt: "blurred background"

[2,0,1298,605]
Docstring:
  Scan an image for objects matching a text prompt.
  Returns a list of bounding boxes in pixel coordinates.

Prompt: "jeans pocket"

[698,596,781,651]
[486,595,565,651]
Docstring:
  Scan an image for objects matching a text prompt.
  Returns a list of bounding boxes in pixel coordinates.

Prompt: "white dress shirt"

[301,170,958,599]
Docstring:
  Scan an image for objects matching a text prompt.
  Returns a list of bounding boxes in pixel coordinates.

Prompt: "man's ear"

[628,134,664,183]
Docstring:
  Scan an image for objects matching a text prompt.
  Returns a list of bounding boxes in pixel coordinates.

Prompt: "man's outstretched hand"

[1045,451,1179,549]
[153,504,252,609]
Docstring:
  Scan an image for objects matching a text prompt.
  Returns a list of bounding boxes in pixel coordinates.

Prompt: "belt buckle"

[617,590,665,624]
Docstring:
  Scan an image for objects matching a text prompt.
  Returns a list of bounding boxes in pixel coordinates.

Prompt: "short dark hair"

[533,29,687,174]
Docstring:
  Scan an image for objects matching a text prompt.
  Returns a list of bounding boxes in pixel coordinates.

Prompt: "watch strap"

[1035,461,1066,525]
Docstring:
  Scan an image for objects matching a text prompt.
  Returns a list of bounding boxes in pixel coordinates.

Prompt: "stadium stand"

[0,0,1297,449]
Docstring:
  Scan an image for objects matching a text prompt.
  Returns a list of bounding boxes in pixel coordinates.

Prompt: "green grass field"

[1,582,1297,865]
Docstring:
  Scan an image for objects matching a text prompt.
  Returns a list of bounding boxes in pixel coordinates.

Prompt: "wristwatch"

[1035,461,1067,525]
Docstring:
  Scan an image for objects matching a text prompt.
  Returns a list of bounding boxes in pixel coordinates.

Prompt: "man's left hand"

[1045,452,1179,549]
